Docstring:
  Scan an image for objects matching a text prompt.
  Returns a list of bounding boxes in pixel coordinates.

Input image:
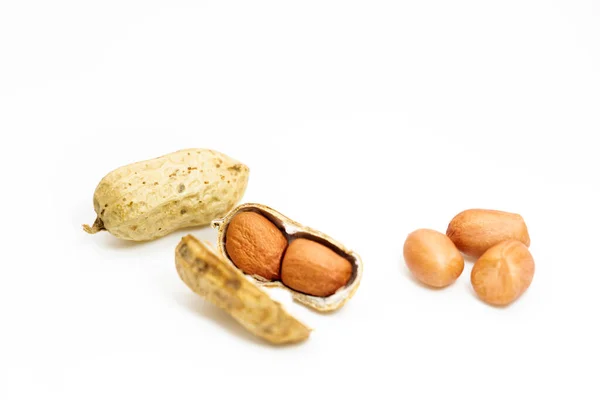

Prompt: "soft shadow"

[96,225,218,250]
[174,292,306,348]
[462,254,478,264]
[100,234,156,249]
[265,284,352,316]
[179,225,218,243]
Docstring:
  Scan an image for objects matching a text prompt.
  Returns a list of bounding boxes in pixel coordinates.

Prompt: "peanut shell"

[175,234,310,344]
[212,203,363,312]
[83,148,249,241]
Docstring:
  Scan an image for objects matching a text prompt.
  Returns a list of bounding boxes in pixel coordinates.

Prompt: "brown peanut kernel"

[447,209,530,257]
[281,239,352,297]
[223,209,356,298]
[471,240,534,306]
[403,229,464,288]
[225,212,287,280]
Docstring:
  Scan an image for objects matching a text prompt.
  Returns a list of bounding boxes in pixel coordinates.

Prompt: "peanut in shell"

[212,203,363,312]
[225,212,287,280]
[281,239,353,297]
[83,148,249,241]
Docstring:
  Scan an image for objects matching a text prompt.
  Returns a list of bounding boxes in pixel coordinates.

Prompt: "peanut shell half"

[212,203,363,312]
[175,234,310,344]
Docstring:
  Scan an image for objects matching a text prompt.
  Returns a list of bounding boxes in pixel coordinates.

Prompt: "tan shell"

[83,148,249,241]
[212,203,363,312]
[175,235,310,344]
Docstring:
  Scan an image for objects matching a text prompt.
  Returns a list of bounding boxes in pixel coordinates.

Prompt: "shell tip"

[82,217,105,234]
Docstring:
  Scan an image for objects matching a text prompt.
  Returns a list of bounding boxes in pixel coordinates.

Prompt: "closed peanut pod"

[471,240,535,306]
[83,149,249,241]
[212,203,362,312]
[446,209,530,258]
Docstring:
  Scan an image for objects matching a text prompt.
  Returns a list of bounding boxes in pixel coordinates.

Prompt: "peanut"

[83,148,249,241]
[471,240,535,306]
[225,212,287,280]
[403,229,464,288]
[281,239,353,297]
[446,209,530,257]
[214,203,362,312]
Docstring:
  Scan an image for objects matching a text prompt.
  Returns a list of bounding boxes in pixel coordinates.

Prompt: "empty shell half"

[175,234,311,345]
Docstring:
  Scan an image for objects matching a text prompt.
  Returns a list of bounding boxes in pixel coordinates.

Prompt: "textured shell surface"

[84,148,249,241]
[175,234,310,345]
[212,203,363,312]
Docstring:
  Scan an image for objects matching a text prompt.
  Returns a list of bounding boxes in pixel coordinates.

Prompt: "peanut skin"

[471,240,535,306]
[446,209,530,257]
[281,239,352,297]
[403,229,464,288]
[225,212,287,280]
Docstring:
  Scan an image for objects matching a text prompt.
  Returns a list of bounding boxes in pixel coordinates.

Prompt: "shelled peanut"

[446,209,530,257]
[403,208,535,306]
[212,203,362,312]
[471,240,535,306]
[403,229,464,288]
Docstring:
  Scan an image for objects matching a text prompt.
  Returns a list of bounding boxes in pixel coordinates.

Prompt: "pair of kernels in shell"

[224,212,352,297]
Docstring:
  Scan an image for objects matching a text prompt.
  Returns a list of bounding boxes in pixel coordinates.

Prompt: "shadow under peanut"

[90,224,218,250]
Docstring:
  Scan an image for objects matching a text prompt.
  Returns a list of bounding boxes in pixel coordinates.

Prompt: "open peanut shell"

[175,235,311,345]
[211,203,363,312]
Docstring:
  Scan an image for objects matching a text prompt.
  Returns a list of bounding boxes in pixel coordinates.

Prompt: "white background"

[1,1,599,399]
